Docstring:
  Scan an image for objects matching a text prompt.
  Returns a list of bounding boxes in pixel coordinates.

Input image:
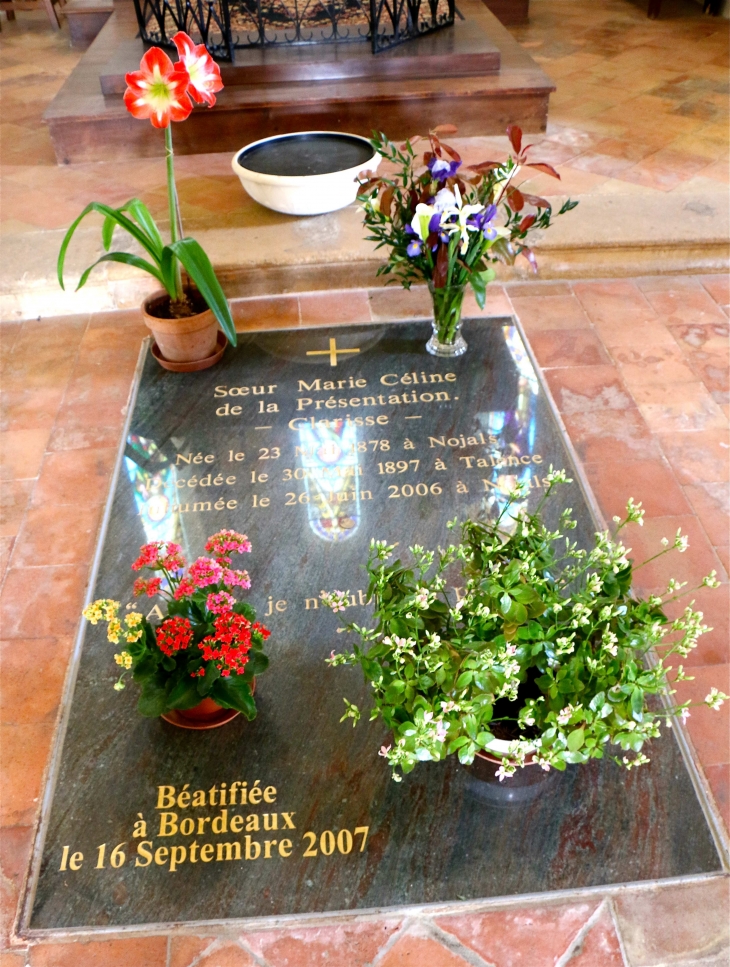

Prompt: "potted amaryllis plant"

[322,474,727,783]
[358,125,578,357]
[58,33,237,371]
[83,530,270,728]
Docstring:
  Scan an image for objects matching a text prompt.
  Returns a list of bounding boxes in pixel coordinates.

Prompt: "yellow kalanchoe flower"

[114,651,133,669]
[107,618,122,644]
[82,599,120,624]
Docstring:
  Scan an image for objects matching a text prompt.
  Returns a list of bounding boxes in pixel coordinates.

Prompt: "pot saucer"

[152,331,228,372]
[160,707,240,730]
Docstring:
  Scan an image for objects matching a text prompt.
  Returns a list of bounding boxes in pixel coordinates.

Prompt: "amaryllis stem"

[165,124,184,302]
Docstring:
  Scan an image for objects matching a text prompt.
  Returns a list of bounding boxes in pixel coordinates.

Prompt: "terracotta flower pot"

[160,679,256,730]
[142,289,221,368]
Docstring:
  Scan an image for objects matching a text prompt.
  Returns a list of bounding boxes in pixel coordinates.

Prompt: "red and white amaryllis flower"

[123,47,192,129]
[172,31,223,107]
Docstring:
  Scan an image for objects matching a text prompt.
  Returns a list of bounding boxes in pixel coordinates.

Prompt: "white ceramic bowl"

[231,131,381,216]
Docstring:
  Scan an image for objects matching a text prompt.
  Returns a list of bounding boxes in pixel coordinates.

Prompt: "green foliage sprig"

[323,475,726,781]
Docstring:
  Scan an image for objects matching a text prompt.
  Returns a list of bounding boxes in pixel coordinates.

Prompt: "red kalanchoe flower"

[131,541,186,572]
[171,32,223,108]
[252,621,271,640]
[156,616,193,657]
[199,611,262,677]
[123,47,192,129]
[205,530,252,565]
[173,577,196,600]
[133,576,162,597]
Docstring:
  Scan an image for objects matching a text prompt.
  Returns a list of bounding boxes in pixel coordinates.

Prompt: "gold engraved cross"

[306,338,360,367]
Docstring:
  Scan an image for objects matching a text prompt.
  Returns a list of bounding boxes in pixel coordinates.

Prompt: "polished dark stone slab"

[27,319,721,931]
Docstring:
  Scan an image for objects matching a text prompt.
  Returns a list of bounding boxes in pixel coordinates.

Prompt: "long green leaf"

[122,198,164,258]
[57,202,162,291]
[159,246,178,302]
[75,252,164,292]
[102,214,116,251]
[168,238,237,346]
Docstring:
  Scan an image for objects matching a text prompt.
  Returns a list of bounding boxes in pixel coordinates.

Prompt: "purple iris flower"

[428,156,462,182]
[428,212,442,234]
[406,239,423,258]
[468,203,499,240]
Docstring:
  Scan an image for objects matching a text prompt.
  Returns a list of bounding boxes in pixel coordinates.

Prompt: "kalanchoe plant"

[357,125,578,351]
[83,530,269,718]
[58,34,236,345]
[323,475,726,782]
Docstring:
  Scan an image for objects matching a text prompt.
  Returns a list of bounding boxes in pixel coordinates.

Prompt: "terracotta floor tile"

[184,944,256,967]
[0,479,34,540]
[88,308,147,329]
[614,878,730,967]
[527,330,610,369]
[631,381,726,433]
[0,429,49,482]
[683,481,729,546]
[584,457,691,521]
[299,290,372,326]
[699,273,730,309]
[0,952,27,966]
[657,428,730,485]
[61,365,137,410]
[232,295,299,332]
[28,938,168,967]
[668,319,729,366]
[566,906,624,967]
[368,286,432,321]
[462,285,512,319]
[0,722,53,826]
[0,824,33,902]
[509,294,592,332]
[572,280,657,329]
[437,902,598,967]
[0,537,14,579]
[661,583,730,667]
[674,664,730,768]
[628,514,726,589]
[378,931,471,967]
[13,501,102,568]
[684,351,729,406]
[716,544,729,574]
[169,937,217,967]
[47,401,126,452]
[635,276,705,293]
[565,409,663,467]
[704,763,729,832]
[0,323,22,359]
[0,637,72,724]
[643,285,729,327]
[506,282,573,298]
[613,343,699,388]
[243,921,401,967]
[31,447,116,507]
[0,564,88,639]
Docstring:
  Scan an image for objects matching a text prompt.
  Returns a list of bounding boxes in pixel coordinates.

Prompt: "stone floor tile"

[0,637,71,724]
[188,943,257,967]
[613,878,730,967]
[583,456,691,521]
[377,931,472,967]
[704,763,729,832]
[0,564,88,639]
[674,664,730,768]
[631,381,727,434]
[627,514,727,589]
[28,937,168,967]
[244,921,401,967]
[0,479,34,540]
[368,286,431,321]
[526,330,610,369]
[509,294,592,332]
[0,429,50,482]
[13,502,102,568]
[232,295,299,332]
[0,722,53,826]
[299,290,372,326]
[437,902,599,967]
[657,428,730,486]
[30,447,116,507]
[699,274,730,309]
[564,906,625,966]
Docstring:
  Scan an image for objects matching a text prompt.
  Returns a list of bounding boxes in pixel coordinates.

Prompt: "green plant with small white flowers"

[322,474,726,782]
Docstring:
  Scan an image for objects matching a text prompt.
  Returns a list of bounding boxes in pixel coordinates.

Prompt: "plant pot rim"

[475,744,540,766]
[151,331,227,372]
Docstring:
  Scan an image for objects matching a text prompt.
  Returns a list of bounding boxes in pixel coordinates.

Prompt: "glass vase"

[426,282,467,357]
